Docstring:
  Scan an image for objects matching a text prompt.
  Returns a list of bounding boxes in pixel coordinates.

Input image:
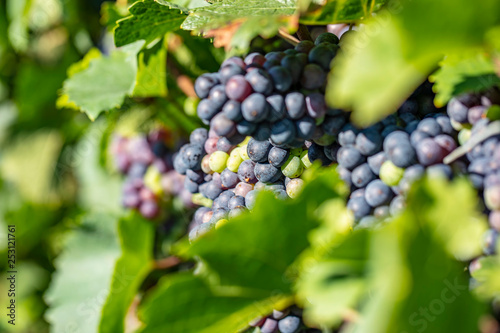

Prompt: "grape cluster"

[194,33,340,147]
[446,92,500,258]
[111,128,193,219]
[335,83,461,225]
[174,126,310,241]
[247,307,319,333]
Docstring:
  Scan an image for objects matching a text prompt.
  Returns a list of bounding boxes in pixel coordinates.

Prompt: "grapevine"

[2,1,500,333]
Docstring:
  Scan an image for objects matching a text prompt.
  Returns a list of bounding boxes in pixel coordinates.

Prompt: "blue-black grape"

[247,138,272,163]
[356,128,382,156]
[195,74,218,99]
[337,147,365,170]
[267,94,286,122]
[221,168,239,189]
[245,69,273,95]
[197,99,219,121]
[268,66,292,92]
[315,32,340,45]
[238,160,258,183]
[222,100,243,121]
[254,163,281,183]
[285,92,306,119]
[347,196,371,220]
[268,146,290,167]
[242,93,270,123]
[210,113,236,137]
[296,116,316,139]
[236,120,257,135]
[190,128,208,146]
[365,179,393,207]
[180,144,204,170]
[300,64,326,90]
[271,119,296,145]
[351,163,376,188]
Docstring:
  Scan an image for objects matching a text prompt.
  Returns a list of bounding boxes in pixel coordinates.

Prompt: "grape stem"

[443,120,500,164]
[154,256,181,270]
[296,24,313,42]
[278,28,300,46]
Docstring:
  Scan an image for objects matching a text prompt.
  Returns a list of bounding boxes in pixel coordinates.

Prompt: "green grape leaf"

[61,42,143,121]
[299,0,387,25]
[114,0,188,48]
[45,212,154,333]
[430,52,500,107]
[168,0,208,8]
[297,217,369,327]
[133,40,168,97]
[229,16,292,53]
[471,255,500,300]
[346,178,487,333]
[408,178,488,260]
[100,213,155,333]
[327,16,434,127]
[0,130,66,205]
[180,169,342,295]
[327,0,500,126]
[181,0,296,32]
[101,2,129,32]
[138,273,292,333]
[44,213,122,333]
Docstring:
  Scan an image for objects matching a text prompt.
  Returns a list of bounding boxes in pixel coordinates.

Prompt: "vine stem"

[278,29,300,46]
[154,256,181,270]
[296,24,313,42]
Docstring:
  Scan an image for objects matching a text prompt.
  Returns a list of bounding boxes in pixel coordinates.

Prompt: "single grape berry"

[241,93,270,123]
[225,75,253,102]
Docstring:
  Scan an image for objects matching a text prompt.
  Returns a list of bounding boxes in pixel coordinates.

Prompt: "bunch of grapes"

[174,30,499,257]
[111,128,194,219]
[246,307,319,333]
[446,93,500,259]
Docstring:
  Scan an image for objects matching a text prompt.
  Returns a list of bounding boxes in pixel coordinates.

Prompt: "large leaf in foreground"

[45,212,154,333]
[138,273,291,333]
[347,178,487,333]
[181,169,342,296]
[327,0,500,126]
[114,0,187,47]
[100,213,155,333]
[45,213,121,333]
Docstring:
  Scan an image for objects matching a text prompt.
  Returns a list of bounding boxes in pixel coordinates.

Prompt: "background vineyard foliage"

[0,0,499,333]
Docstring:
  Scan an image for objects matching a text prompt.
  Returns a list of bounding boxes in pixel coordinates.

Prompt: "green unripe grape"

[191,193,213,207]
[215,218,229,229]
[184,97,199,117]
[238,136,251,147]
[300,150,312,169]
[458,129,471,145]
[239,144,250,160]
[209,151,229,173]
[281,155,304,178]
[286,178,305,199]
[227,147,243,172]
[379,160,404,186]
[290,147,303,156]
[144,166,163,195]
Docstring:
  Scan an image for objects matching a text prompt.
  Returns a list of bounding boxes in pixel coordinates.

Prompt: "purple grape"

[238,160,257,183]
[226,75,252,102]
